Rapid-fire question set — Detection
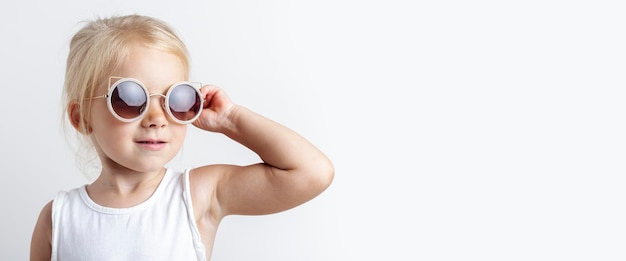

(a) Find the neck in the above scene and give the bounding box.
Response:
[86,167,167,208]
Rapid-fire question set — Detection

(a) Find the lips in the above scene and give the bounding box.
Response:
[136,140,166,144]
[136,139,167,150]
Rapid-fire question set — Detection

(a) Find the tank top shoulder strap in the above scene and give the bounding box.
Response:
[181,168,207,260]
[50,190,69,261]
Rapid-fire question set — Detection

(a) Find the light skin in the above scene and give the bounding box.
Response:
[30,44,334,261]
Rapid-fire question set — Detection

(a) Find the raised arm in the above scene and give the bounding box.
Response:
[190,85,334,220]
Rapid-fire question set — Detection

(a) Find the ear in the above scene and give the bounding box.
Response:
[68,101,91,134]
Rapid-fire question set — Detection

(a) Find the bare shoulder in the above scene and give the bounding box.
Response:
[188,164,233,202]
[30,200,53,261]
[188,165,234,223]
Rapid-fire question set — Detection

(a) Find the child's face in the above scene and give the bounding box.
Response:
[89,45,188,172]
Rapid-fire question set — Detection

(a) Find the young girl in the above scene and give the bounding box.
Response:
[30,14,334,261]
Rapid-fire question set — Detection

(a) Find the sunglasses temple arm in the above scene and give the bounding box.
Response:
[85,94,108,100]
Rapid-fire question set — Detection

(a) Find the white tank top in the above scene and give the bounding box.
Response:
[50,168,207,261]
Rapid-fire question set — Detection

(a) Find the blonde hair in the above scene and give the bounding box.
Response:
[62,14,190,176]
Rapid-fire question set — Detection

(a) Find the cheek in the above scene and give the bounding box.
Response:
[169,125,188,145]
[89,107,130,147]
[90,127,124,161]
[89,102,117,128]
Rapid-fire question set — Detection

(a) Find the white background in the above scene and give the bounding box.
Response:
[1,0,625,260]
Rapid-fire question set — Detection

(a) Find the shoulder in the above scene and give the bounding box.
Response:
[36,200,53,225]
[30,200,53,260]
[187,165,233,224]
[35,200,53,233]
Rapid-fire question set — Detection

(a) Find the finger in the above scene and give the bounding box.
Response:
[199,84,220,96]
[199,85,220,108]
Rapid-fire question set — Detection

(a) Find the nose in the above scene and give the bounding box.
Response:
[141,94,168,128]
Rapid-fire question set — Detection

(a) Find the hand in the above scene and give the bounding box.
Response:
[192,84,235,132]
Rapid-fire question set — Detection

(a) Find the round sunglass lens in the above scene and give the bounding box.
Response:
[168,84,201,122]
[111,81,147,120]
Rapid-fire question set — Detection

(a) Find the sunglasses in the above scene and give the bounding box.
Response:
[88,77,204,124]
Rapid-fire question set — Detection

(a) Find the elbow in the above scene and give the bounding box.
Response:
[324,159,335,188]
[313,156,335,193]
